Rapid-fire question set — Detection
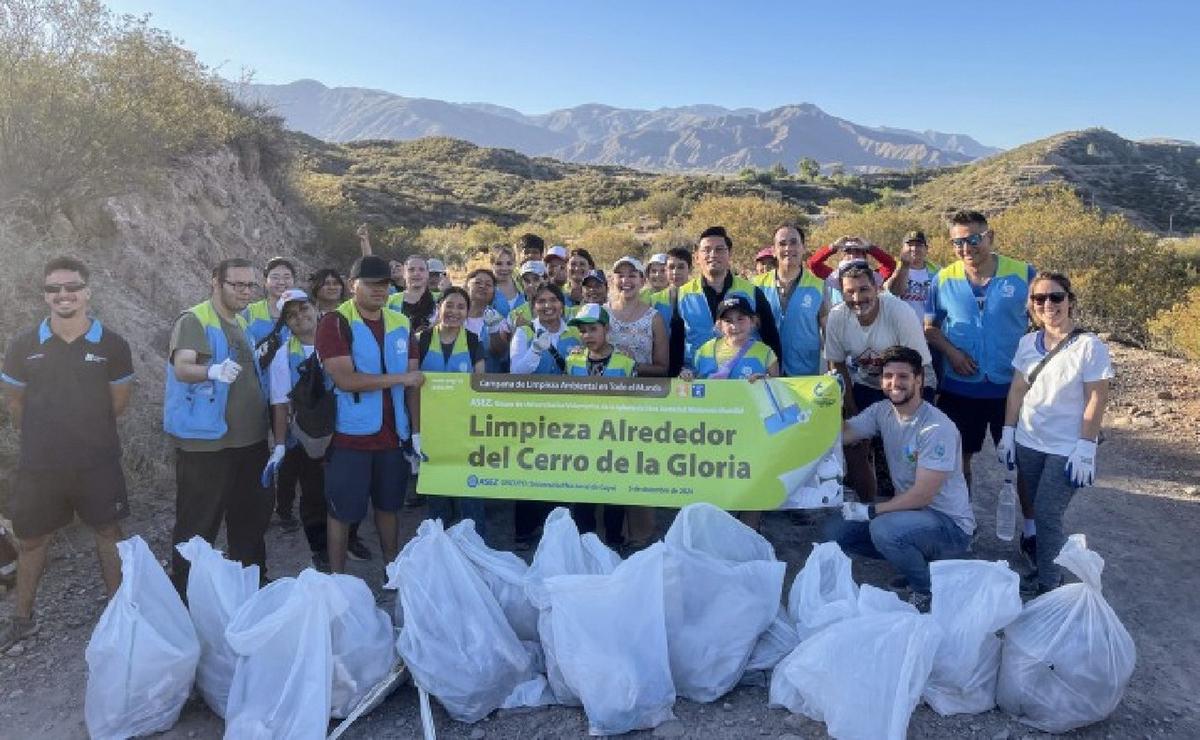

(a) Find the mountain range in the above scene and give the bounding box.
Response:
[234,79,1001,174]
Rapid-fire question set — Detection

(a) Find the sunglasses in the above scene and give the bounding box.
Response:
[44,282,87,294]
[1030,292,1067,305]
[950,233,987,249]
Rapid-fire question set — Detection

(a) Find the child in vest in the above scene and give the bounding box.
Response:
[565,303,636,376]
[681,296,779,381]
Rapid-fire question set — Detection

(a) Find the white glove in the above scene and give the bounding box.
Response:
[842,502,871,522]
[260,444,285,487]
[997,425,1017,470]
[482,307,505,330]
[1065,439,1097,488]
[207,358,242,383]
[412,433,428,462]
[531,332,554,353]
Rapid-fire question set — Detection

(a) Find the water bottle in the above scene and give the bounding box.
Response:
[995,476,1017,541]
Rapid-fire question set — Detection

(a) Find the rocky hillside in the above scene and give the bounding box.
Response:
[0,140,317,484]
[912,129,1200,233]
[236,79,1000,173]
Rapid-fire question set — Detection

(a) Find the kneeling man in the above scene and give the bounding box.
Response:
[823,345,975,611]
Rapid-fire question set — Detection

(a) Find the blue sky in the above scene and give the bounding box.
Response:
[106,0,1199,149]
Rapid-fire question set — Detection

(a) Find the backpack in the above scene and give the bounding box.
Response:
[288,353,335,459]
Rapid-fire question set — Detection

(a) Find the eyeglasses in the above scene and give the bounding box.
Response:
[1030,292,1067,305]
[222,280,257,292]
[698,245,730,255]
[950,233,987,249]
[43,282,87,294]
[776,238,800,246]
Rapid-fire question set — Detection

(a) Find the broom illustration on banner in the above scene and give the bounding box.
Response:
[755,378,803,435]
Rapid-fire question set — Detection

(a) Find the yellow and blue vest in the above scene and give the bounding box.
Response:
[755,269,824,376]
[676,275,759,367]
[164,301,265,440]
[516,324,582,375]
[333,300,412,440]
[931,255,1032,389]
[419,327,475,373]
[564,348,636,376]
[693,339,775,379]
[240,300,282,347]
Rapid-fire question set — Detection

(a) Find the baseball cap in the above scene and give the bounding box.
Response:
[903,230,927,245]
[755,247,775,262]
[648,252,668,265]
[717,296,754,320]
[612,256,645,274]
[545,245,569,263]
[426,258,447,273]
[568,303,610,326]
[349,255,391,281]
[276,288,311,313]
[519,260,547,277]
[582,269,607,286]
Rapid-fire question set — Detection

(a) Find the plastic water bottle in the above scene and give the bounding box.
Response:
[995,477,1017,541]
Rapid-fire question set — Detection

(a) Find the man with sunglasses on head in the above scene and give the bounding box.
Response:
[925,211,1038,557]
[1,257,134,650]
[165,258,272,593]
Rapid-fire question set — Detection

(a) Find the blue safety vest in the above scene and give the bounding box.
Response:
[932,255,1032,388]
[676,275,759,367]
[693,339,775,379]
[332,300,411,440]
[419,326,475,373]
[755,269,824,376]
[163,301,265,440]
[516,323,582,375]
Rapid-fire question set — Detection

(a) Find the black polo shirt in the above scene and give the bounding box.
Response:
[2,319,133,470]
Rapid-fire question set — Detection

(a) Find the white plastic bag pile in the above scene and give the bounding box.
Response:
[997,534,1136,733]
[177,536,260,718]
[85,536,200,740]
[924,559,1021,715]
[388,518,535,723]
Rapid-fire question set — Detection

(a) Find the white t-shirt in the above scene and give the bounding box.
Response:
[824,292,934,389]
[1012,331,1113,456]
[847,401,976,535]
[268,341,315,405]
[897,265,936,320]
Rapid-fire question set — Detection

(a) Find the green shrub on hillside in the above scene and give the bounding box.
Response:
[684,196,808,259]
[1148,286,1200,360]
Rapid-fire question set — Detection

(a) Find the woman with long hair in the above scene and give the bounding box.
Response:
[997,271,1113,595]
[388,255,438,334]
[489,244,524,318]
[462,267,512,373]
[309,268,347,316]
[566,248,595,307]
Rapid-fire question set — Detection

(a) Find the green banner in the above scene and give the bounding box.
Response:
[417,373,843,510]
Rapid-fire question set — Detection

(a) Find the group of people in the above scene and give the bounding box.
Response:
[0,209,1113,650]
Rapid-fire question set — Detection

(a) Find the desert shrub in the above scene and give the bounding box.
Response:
[1148,286,1200,360]
[810,209,945,256]
[683,196,807,268]
[573,225,646,267]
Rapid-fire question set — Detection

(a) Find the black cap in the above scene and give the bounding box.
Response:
[717,295,754,320]
[903,230,927,245]
[349,255,391,280]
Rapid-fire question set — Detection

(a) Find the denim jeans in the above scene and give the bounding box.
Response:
[427,496,488,540]
[1015,443,1077,590]
[823,508,972,593]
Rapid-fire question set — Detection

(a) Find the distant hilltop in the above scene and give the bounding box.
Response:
[233,78,1002,174]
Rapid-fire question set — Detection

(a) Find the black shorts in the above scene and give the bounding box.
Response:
[936,391,1006,455]
[10,460,129,539]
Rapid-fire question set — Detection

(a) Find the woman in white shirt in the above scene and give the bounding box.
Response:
[997,272,1113,594]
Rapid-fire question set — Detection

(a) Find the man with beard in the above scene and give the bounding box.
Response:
[822,345,975,611]
[1,257,134,649]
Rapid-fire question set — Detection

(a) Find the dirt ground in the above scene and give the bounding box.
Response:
[2,342,1198,739]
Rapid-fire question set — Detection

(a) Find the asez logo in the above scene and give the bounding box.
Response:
[691,384,706,398]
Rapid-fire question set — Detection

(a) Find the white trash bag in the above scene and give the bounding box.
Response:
[176,536,260,718]
[525,507,621,705]
[997,534,1136,733]
[448,519,540,641]
[543,544,676,735]
[745,605,800,673]
[924,560,1021,716]
[389,519,532,723]
[662,503,784,701]
[85,536,200,740]
[770,610,943,740]
[787,541,859,640]
[329,574,396,719]
[224,569,348,739]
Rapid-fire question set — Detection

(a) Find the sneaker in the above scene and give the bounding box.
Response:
[277,511,299,534]
[906,590,932,613]
[347,537,372,562]
[0,616,39,651]
[1019,534,1038,573]
[311,550,331,573]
